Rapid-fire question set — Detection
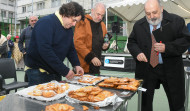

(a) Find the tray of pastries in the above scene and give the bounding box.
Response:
[66,74,108,86]
[16,81,81,101]
[98,77,140,91]
[65,86,118,107]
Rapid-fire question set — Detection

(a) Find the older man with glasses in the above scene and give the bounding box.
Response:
[18,15,38,82]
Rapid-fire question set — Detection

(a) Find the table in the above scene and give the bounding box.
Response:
[183,58,190,111]
[0,93,125,111]
[0,84,141,111]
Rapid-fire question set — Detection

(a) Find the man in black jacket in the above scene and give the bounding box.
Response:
[18,15,38,81]
[127,0,190,111]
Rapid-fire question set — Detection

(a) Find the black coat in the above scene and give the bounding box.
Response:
[127,10,190,104]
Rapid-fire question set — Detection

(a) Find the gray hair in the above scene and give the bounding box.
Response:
[157,0,162,7]
[29,15,38,20]
[145,0,162,8]
[93,2,106,10]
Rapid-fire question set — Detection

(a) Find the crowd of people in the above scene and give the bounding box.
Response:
[1,0,190,110]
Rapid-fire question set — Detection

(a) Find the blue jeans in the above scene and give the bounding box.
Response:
[26,69,61,86]
[7,51,12,58]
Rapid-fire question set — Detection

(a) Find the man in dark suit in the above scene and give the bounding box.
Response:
[127,0,190,111]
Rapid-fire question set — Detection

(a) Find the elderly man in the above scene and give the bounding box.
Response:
[127,0,190,111]
[19,15,38,55]
[6,34,14,58]
[25,2,84,86]
[18,15,38,81]
[74,3,109,75]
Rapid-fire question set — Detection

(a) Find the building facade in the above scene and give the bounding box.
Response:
[0,0,16,36]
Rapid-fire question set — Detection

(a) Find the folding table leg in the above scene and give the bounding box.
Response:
[185,73,190,111]
[138,90,142,111]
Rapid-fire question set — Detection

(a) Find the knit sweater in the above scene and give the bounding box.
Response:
[26,14,80,76]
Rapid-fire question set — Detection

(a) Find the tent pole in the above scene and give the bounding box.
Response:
[106,8,108,29]
[14,0,17,36]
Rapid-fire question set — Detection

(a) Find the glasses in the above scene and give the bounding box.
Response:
[30,20,37,22]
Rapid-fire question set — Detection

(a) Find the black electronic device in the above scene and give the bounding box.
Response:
[112,22,120,33]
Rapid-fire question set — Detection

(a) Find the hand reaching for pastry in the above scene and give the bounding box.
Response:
[66,70,75,80]
[75,66,84,76]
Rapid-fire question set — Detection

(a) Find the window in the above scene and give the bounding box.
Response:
[37,2,45,10]
[27,5,32,12]
[1,0,7,5]
[66,0,72,3]
[8,11,14,18]
[8,0,14,6]
[22,6,26,13]
[96,0,103,2]
[1,10,6,18]
[52,0,60,7]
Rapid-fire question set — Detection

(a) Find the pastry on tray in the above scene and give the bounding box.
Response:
[27,83,69,98]
[98,77,140,91]
[77,75,102,84]
[83,105,89,111]
[68,86,114,102]
[45,103,74,111]
[98,82,115,88]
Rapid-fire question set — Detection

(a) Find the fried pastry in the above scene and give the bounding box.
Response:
[45,103,74,111]
[43,83,56,90]
[28,82,70,98]
[117,85,138,91]
[34,84,45,90]
[33,89,42,96]
[93,106,100,110]
[98,82,114,88]
[104,77,119,83]
[99,77,140,91]
[68,86,114,102]
[89,77,101,84]
[77,75,102,84]
[82,105,89,111]
[42,90,56,98]
[54,83,69,94]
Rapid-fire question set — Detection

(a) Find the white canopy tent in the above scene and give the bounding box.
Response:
[105,0,190,36]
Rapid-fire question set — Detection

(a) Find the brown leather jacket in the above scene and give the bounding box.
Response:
[74,14,107,73]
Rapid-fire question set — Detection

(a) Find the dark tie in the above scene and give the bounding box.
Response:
[150,25,159,68]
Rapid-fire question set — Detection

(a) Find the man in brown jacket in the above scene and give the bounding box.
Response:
[74,3,109,75]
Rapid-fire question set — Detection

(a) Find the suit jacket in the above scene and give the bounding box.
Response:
[127,10,190,102]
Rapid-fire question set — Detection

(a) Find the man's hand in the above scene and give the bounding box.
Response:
[91,57,101,66]
[137,53,148,62]
[154,43,165,53]
[75,66,84,75]
[65,70,75,80]
[102,42,110,50]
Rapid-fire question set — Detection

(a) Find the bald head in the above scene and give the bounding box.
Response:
[93,2,106,11]
[29,15,38,27]
[91,3,106,23]
[145,0,163,25]
[145,0,161,10]
[6,34,12,40]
